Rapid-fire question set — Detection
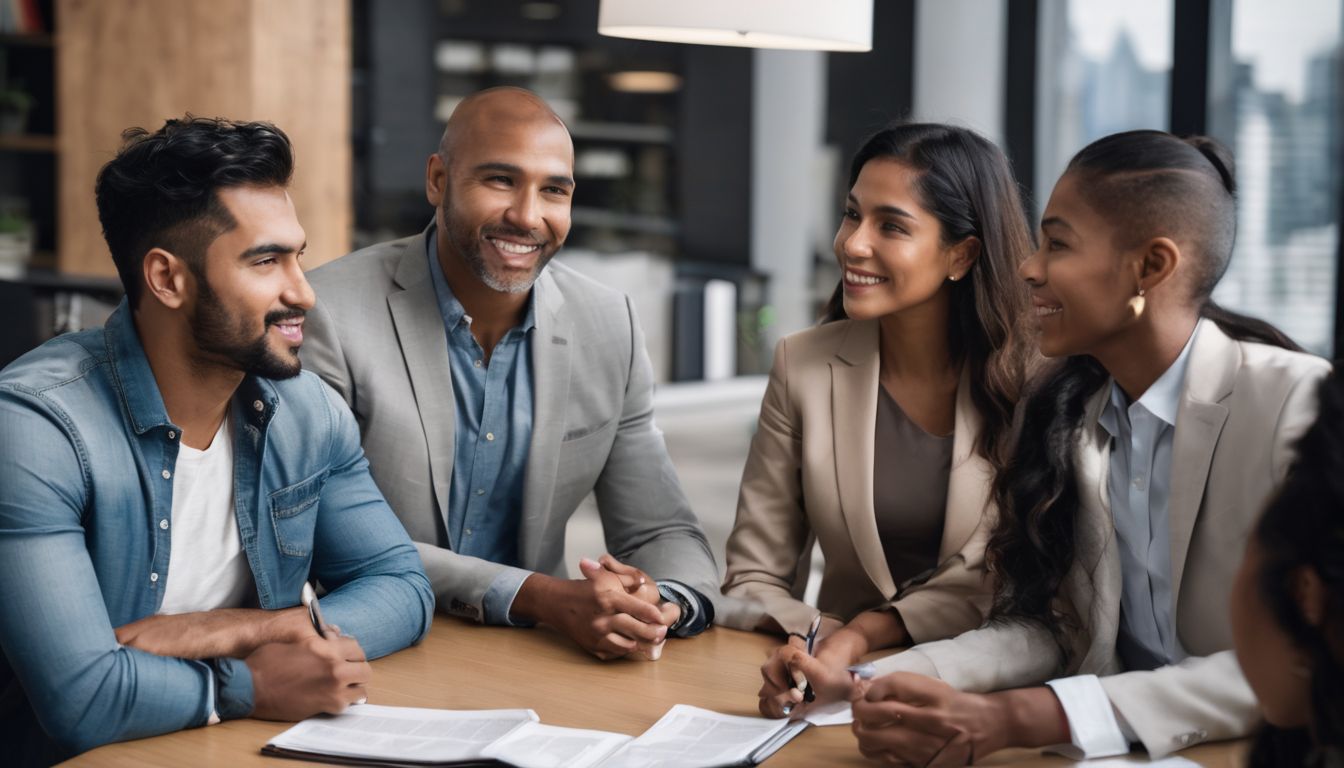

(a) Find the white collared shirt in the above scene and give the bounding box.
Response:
[1047,324,1200,758]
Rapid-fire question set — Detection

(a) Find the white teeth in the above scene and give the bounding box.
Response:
[489,238,539,255]
[845,270,888,286]
[1035,306,1062,316]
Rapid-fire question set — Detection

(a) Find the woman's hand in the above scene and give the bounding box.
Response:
[757,636,860,718]
[852,673,1006,766]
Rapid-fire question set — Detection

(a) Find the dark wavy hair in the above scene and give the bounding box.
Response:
[987,130,1303,657]
[1246,369,1344,768]
[94,115,295,307]
[822,122,1034,470]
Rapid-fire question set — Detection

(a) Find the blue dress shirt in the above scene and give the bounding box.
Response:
[1098,326,1199,671]
[425,232,712,635]
[427,233,536,624]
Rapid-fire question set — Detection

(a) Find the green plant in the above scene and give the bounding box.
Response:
[0,209,30,234]
[0,86,33,113]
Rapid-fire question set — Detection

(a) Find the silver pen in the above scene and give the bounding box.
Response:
[301,582,327,639]
[801,613,821,702]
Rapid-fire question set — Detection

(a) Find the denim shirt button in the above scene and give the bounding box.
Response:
[149,572,158,582]
[253,400,264,412]
[161,469,171,480]
[159,519,169,530]
[167,430,176,440]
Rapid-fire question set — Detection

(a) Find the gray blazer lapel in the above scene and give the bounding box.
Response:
[520,270,571,569]
[1168,320,1233,605]
[387,232,458,544]
[829,320,897,598]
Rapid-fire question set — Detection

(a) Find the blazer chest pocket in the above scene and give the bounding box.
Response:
[562,416,616,444]
[270,470,328,558]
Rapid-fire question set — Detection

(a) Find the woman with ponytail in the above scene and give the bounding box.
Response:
[849,130,1330,765]
[1232,368,1344,768]
[716,123,1034,718]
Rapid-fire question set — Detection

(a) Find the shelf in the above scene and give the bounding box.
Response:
[571,207,680,236]
[0,32,54,48]
[568,121,674,145]
[0,133,56,152]
[0,268,123,294]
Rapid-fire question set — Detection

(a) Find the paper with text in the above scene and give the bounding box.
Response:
[265,704,537,763]
[481,721,632,768]
[598,704,802,768]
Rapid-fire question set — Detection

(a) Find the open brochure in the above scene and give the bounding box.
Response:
[262,701,852,767]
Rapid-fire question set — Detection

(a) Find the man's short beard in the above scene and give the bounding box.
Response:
[192,273,304,380]
[443,202,557,294]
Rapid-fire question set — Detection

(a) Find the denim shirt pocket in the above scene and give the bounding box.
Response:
[269,469,329,558]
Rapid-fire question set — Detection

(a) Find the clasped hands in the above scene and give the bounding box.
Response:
[515,553,682,661]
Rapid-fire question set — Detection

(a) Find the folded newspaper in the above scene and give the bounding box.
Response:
[262,700,852,767]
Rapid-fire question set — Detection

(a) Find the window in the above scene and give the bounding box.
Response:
[1208,0,1343,354]
[1034,0,1174,211]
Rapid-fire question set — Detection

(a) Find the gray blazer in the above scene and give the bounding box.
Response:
[870,320,1330,758]
[300,227,718,622]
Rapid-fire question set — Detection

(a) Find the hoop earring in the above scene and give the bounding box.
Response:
[1128,288,1146,319]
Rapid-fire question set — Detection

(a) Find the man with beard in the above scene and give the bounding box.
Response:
[302,88,719,660]
[0,117,433,764]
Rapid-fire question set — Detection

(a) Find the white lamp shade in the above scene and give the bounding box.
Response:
[598,0,872,52]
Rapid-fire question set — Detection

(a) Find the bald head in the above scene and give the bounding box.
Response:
[425,87,575,298]
[438,87,570,164]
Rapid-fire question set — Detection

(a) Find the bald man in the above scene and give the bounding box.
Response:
[301,88,718,660]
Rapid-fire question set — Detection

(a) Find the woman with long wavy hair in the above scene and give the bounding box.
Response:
[848,130,1330,765]
[715,123,1034,718]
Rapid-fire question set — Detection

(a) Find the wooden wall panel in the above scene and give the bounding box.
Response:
[56,0,350,276]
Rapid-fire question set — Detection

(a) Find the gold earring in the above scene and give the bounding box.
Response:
[1128,288,1146,319]
[949,274,959,282]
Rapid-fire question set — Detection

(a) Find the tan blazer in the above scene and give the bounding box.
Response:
[873,319,1330,758]
[718,318,995,641]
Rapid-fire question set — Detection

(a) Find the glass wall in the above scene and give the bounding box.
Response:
[1034,0,1173,211]
[1208,0,1343,354]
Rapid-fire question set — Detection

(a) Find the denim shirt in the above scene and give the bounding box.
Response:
[0,301,433,762]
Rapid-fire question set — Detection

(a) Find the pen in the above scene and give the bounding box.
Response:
[301,582,327,639]
[802,613,821,703]
[301,582,367,707]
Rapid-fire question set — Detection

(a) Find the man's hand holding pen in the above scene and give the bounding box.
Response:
[245,583,371,721]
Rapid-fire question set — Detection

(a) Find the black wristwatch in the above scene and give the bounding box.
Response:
[657,583,693,633]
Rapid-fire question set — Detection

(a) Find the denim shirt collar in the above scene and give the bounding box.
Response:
[103,299,280,435]
[426,224,537,335]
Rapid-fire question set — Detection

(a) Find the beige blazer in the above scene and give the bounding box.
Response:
[873,319,1330,758]
[718,318,995,641]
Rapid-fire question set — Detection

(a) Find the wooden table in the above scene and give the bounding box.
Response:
[66,617,1247,767]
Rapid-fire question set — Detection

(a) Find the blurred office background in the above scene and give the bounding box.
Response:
[1,0,1341,576]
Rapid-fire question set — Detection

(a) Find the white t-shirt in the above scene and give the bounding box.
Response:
[157,414,255,615]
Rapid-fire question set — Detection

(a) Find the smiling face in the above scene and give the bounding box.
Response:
[428,96,574,296]
[833,158,967,322]
[188,184,313,379]
[1018,171,1141,358]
